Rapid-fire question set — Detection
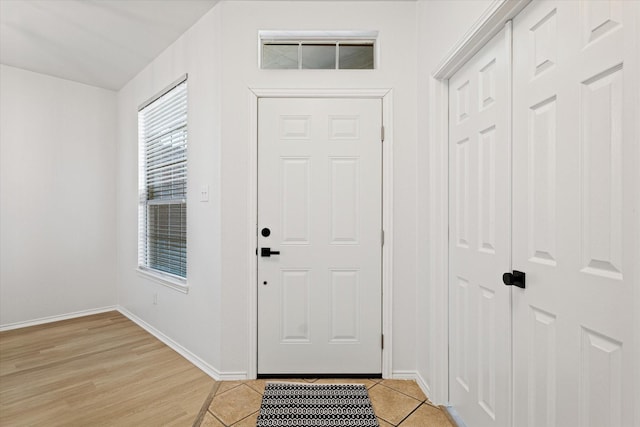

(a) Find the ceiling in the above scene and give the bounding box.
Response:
[0,0,218,91]
[0,0,416,91]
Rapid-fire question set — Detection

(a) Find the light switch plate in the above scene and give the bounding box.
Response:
[200,185,209,202]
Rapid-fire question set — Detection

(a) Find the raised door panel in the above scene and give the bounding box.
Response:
[528,307,557,427]
[478,286,496,421]
[528,96,557,266]
[329,158,360,245]
[281,158,311,245]
[580,65,623,280]
[455,138,471,249]
[579,328,623,427]
[280,270,311,342]
[478,127,496,254]
[329,269,360,342]
[453,276,470,393]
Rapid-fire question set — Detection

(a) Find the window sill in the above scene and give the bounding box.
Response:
[136,268,189,294]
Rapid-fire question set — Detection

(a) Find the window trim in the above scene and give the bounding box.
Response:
[137,267,188,294]
[258,30,378,70]
[137,74,189,290]
[138,73,188,110]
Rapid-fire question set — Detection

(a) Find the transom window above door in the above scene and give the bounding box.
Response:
[259,30,377,70]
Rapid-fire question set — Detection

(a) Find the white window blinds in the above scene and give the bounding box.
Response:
[138,77,187,281]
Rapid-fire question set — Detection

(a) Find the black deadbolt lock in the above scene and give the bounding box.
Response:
[261,227,271,237]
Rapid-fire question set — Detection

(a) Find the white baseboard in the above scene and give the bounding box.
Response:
[0,306,118,332]
[391,370,418,380]
[214,371,248,381]
[392,370,434,405]
[444,405,468,427]
[414,371,433,401]
[116,306,247,381]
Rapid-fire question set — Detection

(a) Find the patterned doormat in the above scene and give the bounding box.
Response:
[256,382,379,426]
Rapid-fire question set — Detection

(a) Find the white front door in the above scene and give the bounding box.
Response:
[448,26,512,427]
[257,97,382,375]
[512,1,639,426]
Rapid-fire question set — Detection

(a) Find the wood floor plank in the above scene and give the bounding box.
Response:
[0,311,214,426]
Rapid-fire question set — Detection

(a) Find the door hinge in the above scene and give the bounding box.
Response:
[381,334,384,349]
[381,125,385,142]
[381,230,385,246]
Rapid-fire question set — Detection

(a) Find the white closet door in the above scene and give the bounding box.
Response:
[512,1,639,426]
[448,26,511,427]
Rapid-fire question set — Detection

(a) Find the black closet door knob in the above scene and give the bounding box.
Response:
[503,270,526,289]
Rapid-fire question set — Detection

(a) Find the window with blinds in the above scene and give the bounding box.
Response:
[138,76,187,282]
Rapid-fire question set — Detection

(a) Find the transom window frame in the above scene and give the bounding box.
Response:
[259,30,379,70]
[137,74,189,293]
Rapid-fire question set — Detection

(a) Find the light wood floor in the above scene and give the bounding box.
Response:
[0,311,214,426]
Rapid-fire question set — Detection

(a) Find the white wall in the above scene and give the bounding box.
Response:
[0,0,493,395]
[0,64,117,327]
[116,0,418,378]
[218,0,418,376]
[116,6,223,375]
[414,0,493,403]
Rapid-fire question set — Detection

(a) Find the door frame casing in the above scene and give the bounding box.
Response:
[247,88,394,379]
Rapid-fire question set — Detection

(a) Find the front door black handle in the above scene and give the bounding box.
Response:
[503,270,525,289]
[261,247,280,257]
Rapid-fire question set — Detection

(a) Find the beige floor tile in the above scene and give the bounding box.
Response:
[378,417,395,427]
[216,380,243,395]
[209,384,263,425]
[243,379,268,395]
[201,378,428,426]
[368,384,421,425]
[398,403,453,427]
[312,378,378,389]
[232,410,259,426]
[200,412,225,427]
[380,379,427,401]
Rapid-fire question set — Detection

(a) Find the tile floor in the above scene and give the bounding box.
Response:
[195,379,455,427]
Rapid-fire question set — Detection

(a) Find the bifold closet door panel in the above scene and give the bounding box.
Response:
[512,1,639,426]
[448,25,511,427]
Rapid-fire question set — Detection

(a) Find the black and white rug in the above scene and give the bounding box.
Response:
[256,382,379,427]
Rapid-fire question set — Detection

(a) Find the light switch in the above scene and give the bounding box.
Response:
[200,185,209,202]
